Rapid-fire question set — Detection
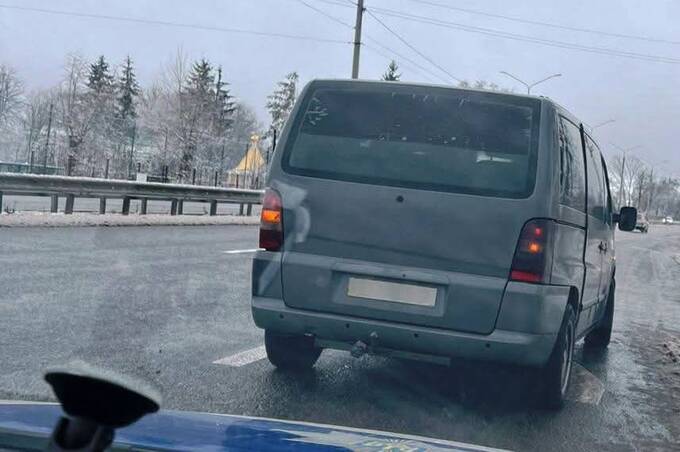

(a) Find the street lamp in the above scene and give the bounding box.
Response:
[499,71,562,94]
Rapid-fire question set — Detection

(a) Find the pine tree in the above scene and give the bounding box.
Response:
[213,66,235,133]
[178,59,216,177]
[116,56,140,121]
[87,55,114,95]
[187,59,214,100]
[381,60,401,81]
[266,72,299,133]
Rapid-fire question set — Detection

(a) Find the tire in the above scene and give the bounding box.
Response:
[541,304,576,409]
[264,330,321,371]
[585,280,615,349]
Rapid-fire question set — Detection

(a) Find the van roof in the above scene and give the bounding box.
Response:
[310,78,550,101]
[309,78,585,123]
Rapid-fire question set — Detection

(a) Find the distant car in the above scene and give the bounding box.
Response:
[252,79,638,409]
[635,213,650,233]
[662,216,674,224]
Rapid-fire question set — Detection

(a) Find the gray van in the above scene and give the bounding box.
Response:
[251,80,637,408]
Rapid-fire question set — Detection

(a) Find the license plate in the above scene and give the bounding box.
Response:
[347,277,437,306]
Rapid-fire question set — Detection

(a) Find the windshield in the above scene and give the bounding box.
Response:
[284,83,540,198]
[2,1,680,451]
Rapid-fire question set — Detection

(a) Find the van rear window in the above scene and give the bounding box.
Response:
[282,82,541,198]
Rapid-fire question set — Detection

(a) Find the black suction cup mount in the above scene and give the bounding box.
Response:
[44,362,161,452]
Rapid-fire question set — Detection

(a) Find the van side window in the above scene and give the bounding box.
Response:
[585,136,606,222]
[557,116,586,212]
[601,156,614,225]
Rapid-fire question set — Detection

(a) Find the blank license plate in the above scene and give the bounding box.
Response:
[347,277,437,306]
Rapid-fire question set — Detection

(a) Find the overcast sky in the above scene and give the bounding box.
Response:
[1,0,679,175]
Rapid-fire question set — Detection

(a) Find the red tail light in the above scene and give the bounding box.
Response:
[509,219,555,284]
[259,188,283,251]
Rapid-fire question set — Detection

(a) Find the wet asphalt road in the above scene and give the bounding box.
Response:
[1,225,679,451]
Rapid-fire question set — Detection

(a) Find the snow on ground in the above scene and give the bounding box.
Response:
[0,211,259,227]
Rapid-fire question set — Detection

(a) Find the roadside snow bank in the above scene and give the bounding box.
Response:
[0,212,259,227]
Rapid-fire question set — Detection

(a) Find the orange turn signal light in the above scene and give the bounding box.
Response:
[262,209,281,224]
[527,242,542,254]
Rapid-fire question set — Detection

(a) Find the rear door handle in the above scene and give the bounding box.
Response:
[598,241,607,252]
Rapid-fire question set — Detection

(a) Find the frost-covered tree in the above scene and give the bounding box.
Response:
[2,49,265,181]
[57,53,92,173]
[213,67,235,133]
[266,72,298,133]
[84,55,117,175]
[381,60,401,81]
[0,64,25,161]
[21,91,54,165]
[87,56,115,95]
[210,66,236,172]
[176,58,216,176]
[116,56,139,122]
[113,56,140,176]
[0,64,24,130]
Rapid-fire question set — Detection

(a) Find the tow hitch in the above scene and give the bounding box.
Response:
[350,332,379,358]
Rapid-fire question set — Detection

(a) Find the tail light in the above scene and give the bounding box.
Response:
[509,219,555,284]
[259,188,283,251]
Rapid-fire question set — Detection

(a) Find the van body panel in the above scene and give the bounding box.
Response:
[252,251,283,299]
[252,295,557,366]
[273,172,540,334]
[550,222,586,290]
[281,250,508,334]
[495,282,572,334]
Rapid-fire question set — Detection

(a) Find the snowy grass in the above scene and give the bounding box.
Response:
[0,211,260,228]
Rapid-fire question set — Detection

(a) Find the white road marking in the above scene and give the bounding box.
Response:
[213,345,267,367]
[566,362,605,405]
[223,248,263,254]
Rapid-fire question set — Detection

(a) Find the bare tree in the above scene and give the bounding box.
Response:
[21,90,55,165]
[0,64,24,129]
[57,54,95,173]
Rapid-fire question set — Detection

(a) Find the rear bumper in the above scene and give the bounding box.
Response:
[252,296,558,367]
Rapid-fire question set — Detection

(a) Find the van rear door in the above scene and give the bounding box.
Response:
[275,82,543,335]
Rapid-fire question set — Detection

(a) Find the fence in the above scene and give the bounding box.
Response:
[0,173,263,216]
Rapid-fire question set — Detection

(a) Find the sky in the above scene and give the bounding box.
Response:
[1,0,679,176]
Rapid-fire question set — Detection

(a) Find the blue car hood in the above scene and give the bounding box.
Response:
[0,401,504,451]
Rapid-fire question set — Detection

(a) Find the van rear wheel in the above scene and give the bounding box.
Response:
[585,280,615,349]
[541,304,576,409]
[264,330,321,371]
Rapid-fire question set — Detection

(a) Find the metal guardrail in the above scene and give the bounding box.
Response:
[0,173,263,216]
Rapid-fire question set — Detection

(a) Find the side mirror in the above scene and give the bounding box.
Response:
[616,206,637,231]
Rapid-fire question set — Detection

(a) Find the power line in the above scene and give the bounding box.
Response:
[402,0,680,46]
[369,6,680,64]
[0,3,351,45]
[294,0,354,29]
[312,0,356,8]
[363,38,445,83]
[365,9,462,82]
[296,0,449,83]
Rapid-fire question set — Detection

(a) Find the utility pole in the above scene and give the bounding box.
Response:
[128,122,137,179]
[43,103,53,172]
[351,0,365,79]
